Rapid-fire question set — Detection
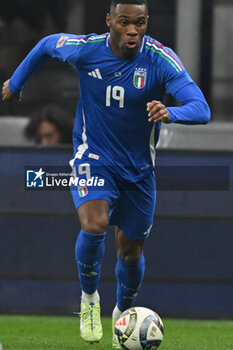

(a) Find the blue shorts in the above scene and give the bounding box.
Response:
[70,156,156,240]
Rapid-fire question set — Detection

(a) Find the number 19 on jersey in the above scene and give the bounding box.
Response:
[106,85,125,108]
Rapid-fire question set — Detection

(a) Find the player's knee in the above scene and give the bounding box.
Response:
[119,249,143,265]
[81,214,108,234]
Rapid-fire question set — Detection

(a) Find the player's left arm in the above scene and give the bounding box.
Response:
[147,47,211,125]
[167,82,211,125]
[147,82,211,125]
[147,100,170,123]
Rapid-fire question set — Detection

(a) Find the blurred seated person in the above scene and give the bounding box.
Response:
[24,104,73,145]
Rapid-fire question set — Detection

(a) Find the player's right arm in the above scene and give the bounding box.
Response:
[2,34,85,100]
[2,79,23,101]
[2,79,14,101]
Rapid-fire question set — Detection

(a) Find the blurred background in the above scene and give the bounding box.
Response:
[0,0,232,318]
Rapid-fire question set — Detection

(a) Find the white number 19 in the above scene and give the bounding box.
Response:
[106,85,125,108]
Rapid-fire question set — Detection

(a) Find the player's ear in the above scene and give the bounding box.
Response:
[106,12,111,28]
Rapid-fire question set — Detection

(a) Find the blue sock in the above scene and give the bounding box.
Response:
[75,230,106,294]
[115,254,145,311]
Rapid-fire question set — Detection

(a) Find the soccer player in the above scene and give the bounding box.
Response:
[2,0,210,347]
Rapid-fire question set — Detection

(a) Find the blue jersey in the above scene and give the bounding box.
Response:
[9,33,210,181]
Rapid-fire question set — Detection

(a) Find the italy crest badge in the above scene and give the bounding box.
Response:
[133,68,147,89]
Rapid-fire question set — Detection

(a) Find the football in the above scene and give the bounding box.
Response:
[114,307,164,350]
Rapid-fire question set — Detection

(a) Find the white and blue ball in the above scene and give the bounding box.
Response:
[114,306,164,350]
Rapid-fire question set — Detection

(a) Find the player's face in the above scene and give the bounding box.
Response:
[106,4,148,59]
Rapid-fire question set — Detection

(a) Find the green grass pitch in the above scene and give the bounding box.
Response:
[0,315,233,350]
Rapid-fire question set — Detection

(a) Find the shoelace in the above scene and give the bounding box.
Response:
[73,303,101,327]
[92,304,101,327]
[83,306,92,324]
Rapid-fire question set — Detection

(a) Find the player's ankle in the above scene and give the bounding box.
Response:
[81,290,100,304]
[112,304,122,320]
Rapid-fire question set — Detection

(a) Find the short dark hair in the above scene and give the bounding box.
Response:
[110,0,148,9]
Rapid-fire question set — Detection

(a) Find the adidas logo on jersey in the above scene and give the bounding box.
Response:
[88,68,102,79]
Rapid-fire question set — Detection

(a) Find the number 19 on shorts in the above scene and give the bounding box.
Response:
[106,85,125,108]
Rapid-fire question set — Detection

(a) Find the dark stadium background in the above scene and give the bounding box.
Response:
[0,0,233,318]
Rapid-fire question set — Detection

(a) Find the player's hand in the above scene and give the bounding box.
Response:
[2,79,22,101]
[147,100,170,123]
